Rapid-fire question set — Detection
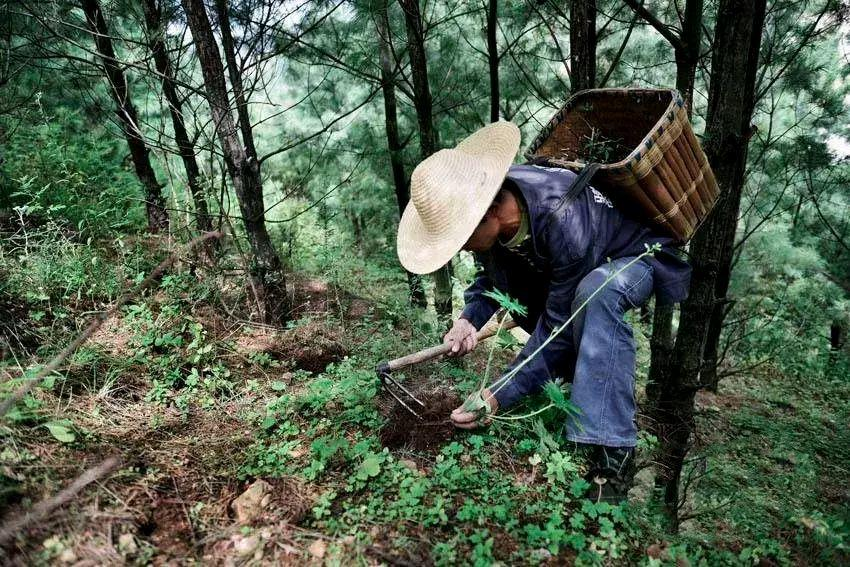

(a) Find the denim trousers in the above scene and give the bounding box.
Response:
[561,256,655,448]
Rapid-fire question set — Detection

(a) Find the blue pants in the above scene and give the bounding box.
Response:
[561,256,655,448]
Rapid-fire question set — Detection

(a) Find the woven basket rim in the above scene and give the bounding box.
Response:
[525,87,683,172]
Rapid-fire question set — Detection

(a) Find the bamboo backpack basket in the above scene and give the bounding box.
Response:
[525,88,719,242]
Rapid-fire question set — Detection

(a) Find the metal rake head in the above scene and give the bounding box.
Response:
[376,361,426,420]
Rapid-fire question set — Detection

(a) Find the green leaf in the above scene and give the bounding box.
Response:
[44,421,75,443]
[356,454,383,480]
[271,381,286,391]
[543,381,580,415]
[570,478,590,498]
[482,289,528,317]
[495,328,520,349]
[40,374,56,390]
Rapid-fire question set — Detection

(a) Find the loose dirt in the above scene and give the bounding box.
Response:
[379,390,461,451]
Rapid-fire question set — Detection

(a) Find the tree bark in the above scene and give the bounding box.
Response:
[654,0,767,530]
[81,0,169,233]
[181,0,288,322]
[569,0,596,93]
[674,0,702,112]
[376,3,427,306]
[643,0,703,490]
[212,0,257,162]
[487,0,500,121]
[141,0,212,234]
[398,0,452,319]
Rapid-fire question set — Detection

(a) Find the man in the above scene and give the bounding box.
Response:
[396,121,691,502]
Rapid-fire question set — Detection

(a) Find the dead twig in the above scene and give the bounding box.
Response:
[0,455,122,547]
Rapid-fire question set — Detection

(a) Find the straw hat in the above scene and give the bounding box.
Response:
[397,121,521,274]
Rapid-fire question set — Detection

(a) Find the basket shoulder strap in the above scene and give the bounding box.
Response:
[542,163,601,235]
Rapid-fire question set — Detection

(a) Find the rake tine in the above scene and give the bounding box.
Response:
[377,362,425,420]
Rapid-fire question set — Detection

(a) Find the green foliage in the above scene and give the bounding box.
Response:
[1,105,147,234]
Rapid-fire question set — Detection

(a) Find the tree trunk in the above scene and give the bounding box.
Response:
[654,0,767,530]
[674,0,702,112]
[141,0,212,234]
[828,320,845,377]
[212,0,257,162]
[81,0,169,233]
[181,0,288,322]
[645,0,703,489]
[376,2,426,306]
[487,0,500,122]
[569,0,596,93]
[398,0,452,319]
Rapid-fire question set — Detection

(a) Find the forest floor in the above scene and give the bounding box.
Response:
[1,262,848,565]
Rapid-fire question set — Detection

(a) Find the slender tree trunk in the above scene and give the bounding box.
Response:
[487,0,500,121]
[81,0,169,233]
[654,0,767,530]
[828,320,845,378]
[645,0,703,488]
[398,0,452,319]
[569,0,596,93]
[212,0,257,162]
[181,0,288,322]
[376,2,426,306]
[674,0,702,111]
[141,0,212,234]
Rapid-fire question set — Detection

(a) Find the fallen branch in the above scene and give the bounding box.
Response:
[0,455,122,547]
[0,231,223,418]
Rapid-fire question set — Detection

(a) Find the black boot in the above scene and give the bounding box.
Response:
[583,445,635,504]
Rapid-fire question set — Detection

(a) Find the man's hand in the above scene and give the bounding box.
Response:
[444,317,478,357]
[450,388,498,429]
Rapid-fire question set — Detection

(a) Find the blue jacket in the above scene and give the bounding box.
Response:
[460,164,692,409]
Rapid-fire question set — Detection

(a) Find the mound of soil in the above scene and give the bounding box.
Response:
[379,390,461,451]
[235,319,348,373]
[289,275,377,322]
[280,321,348,373]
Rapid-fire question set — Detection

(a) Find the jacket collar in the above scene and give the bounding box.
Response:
[502,164,578,258]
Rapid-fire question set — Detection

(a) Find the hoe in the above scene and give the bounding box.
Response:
[377,318,519,419]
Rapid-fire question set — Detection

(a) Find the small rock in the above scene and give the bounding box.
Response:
[118,533,138,555]
[646,543,663,559]
[234,535,260,557]
[289,446,307,458]
[308,539,327,559]
[232,479,272,524]
[399,459,419,473]
[58,548,77,564]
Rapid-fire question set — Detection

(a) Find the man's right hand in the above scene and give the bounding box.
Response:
[444,318,478,357]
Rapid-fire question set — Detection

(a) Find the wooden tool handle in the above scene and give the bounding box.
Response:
[386,318,519,372]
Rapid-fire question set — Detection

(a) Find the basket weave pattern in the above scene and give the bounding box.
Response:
[525,88,719,242]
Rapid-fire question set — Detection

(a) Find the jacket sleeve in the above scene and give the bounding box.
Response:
[460,268,500,330]
[491,260,583,408]
[491,202,587,409]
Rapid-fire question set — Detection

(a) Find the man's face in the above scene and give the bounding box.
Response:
[462,207,500,252]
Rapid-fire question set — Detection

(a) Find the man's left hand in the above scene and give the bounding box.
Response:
[450,387,498,429]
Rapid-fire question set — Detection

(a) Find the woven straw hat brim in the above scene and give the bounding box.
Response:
[397,121,520,274]
[397,166,504,274]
